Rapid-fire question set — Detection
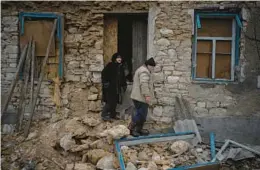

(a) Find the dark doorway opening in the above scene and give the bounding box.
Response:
[104,13,148,82]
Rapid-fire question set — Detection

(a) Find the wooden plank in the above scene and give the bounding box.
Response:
[103,16,118,65]
[197,40,212,53]
[1,44,29,116]
[20,20,55,56]
[196,53,212,78]
[216,40,232,54]
[132,19,147,73]
[197,18,232,37]
[24,19,57,138]
[215,54,231,79]
[28,40,35,131]
[17,37,32,131]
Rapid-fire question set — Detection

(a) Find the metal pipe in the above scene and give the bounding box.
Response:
[210,132,216,160]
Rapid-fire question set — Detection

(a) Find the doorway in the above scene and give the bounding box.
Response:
[103,13,148,82]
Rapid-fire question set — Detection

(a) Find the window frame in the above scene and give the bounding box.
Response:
[192,12,241,83]
[19,12,64,79]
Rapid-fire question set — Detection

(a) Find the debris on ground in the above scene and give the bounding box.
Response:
[1,114,260,170]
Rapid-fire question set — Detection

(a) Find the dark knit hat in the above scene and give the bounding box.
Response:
[145,57,156,67]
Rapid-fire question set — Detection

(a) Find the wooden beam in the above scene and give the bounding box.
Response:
[1,44,28,116]
[24,19,57,137]
[17,37,32,131]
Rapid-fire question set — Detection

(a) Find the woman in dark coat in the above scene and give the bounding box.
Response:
[101,53,127,121]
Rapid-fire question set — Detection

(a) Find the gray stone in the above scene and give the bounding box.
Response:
[92,72,101,83]
[4,45,18,54]
[153,106,163,117]
[163,66,174,71]
[96,155,114,170]
[194,107,208,116]
[206,102,218,108]
[68,27,78,34]
[209,108,227,115]
[167,76,179,83]
[68,61,80,69]
[197,102,206,108]
[152,73,164,83]
[164,71,172,76]
[2,124,15,134]
[163,106,175,117]
[89,65,103,72]
[126,162,137,170]
[160,28,173,37]
[88,94,98,101]
[90,86,99,93]
[172,71,182,76]
[147,161,157,170]
[66,74,80,82]
[168,49,177,60]
[60,134,76,151]
[179,77,190,83]
[65,163,95,170]
[157,38,170,46]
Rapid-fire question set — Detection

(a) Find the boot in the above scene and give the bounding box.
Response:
[137,122,149,136]
[128,121,140,137]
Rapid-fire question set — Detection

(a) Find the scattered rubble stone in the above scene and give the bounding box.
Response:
[99,125,130,139]
[96,154,114,170]
[170,140,190,155]
[126,162,137,170]
[147,161,157,170]
[60,134,76,151]
[85,149,110,164]
[65,163,95,170]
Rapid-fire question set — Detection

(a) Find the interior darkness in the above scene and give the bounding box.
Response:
[117,14,148,82]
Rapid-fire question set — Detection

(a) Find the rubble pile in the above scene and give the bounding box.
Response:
[121,141,211,170]
[1,116,260,170]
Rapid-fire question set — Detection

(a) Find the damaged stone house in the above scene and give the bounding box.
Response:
[1,1,260,134]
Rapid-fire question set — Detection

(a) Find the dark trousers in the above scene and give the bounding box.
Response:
[102,95,117,118]
[132,100,149,124]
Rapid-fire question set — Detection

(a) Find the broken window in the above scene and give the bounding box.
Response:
[192,12,241,82]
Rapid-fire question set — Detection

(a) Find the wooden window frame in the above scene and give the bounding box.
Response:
[192,12,241,83]
[19,12,64,79]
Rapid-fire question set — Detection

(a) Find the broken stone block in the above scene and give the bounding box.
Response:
[88,94,98,101]
[70,143,89,152]
[60,134,76,151]
[96,154,114,170]
[157,38,170,46]
[99,125,130,139]
[147,161,157,170]
[152,151,161,161]
[138,151,149,161]
[167,76,180,84]
[82,116,101,127]
[153,106,163,117]
[85,149,110,164]
[209,108,227,115]
[64,118,86,138]
[170,140,190,155]
[126,162,137,170]
[194,107,208,115]
[160,28,173,37]
[65,163,95,170]
[197,102,206,108]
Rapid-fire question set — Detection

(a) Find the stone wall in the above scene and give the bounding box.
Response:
[1,1,260,122]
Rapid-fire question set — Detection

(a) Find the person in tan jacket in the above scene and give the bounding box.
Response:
[128,57,156,137]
